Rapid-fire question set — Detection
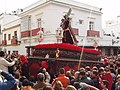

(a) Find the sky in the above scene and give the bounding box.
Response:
[0,0,120,27]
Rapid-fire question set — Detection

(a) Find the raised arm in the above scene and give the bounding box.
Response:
[0,70,16,90]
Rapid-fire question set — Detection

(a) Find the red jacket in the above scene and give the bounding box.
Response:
[101,72,113,90]
[52,74,70,88]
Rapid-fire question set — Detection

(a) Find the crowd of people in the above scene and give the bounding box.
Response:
[0,50,120,90]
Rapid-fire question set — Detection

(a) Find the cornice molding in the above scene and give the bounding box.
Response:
[2,24,20,32]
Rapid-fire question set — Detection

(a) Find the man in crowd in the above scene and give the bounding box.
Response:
[52,68,70,88]
[0,51,17,72]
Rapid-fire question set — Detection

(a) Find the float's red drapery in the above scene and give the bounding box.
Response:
[34,43,101,55]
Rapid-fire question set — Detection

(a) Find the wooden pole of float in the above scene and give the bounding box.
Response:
[78,7,93,70]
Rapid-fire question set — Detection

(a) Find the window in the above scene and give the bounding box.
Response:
[37,18,42,28]
[79,19,84,24]
[89,21,94,30]
[4,34,6,40]
[14,31,17,39]
[8,34,11,40]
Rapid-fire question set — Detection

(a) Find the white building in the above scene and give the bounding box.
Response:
[102,16,120,55]
[0,0,103,55]
[0,13,21,54]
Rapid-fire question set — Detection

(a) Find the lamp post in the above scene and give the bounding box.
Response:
[56,28,63,43]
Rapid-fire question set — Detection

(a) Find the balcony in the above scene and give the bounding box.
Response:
[72,28,79,35]
[32,28,43,36]
[87,30,100,37]
[11,39,17,44]
[2,40,7,45]
[21,31,30,38]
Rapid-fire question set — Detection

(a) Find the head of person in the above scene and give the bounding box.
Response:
[117,75,120,85]
[98,67,104,75]
[54,80,63,90]
[78,70,86,78]
[66,71,72,77]
[74,71,80,79]
[37,73,45,82]
[85,66,91,71]
[66,85,77,90]
[21,79,34,90]
[14,72,20,79]
[59,68,65,74]
[105,66,110,72]
[0,51,5,57]
[92,66,98,71]
[101,80,109,89]
[91,70,98,77]
[73,82,81,89]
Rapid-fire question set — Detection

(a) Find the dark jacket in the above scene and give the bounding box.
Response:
[0,71,16,90]
[91,76,99,88]
[79,76,94,86]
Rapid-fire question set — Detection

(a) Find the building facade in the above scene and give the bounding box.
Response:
[0,13,21,54]
[0,0,104,55]
[102,16,120,56]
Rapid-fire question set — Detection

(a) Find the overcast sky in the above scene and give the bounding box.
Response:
[0,0,120,27]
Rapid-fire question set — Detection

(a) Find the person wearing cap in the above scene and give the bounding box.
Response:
[0,69,16,90]
[33,73,50,90]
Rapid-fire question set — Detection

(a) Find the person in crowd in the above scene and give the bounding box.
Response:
[78,70,94,85]
[0,69,16,90]
[70,71,80,85]
[79,82,99,90]
[0,51,17,72]
[66,70,74,81]
[91,70,99,88]
[52,68,70,88]
[13,72,22,89]
[100,80,109,90]
[41,68,51,83]
[53,80,64,90]
[115,75,120,90]
[20,55,29,79]
[100,66,113,90]
[33,73,50,90]
[9,72,22,90]
[66,85,77,90]
[73,82,82,89]
[29,75,36,84]
[21,79,34,90]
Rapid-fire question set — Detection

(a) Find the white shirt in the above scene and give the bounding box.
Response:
[0,57,15,72]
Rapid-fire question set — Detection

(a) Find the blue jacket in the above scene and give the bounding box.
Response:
[0,71,16,90]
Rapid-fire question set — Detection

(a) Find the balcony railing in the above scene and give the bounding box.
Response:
[2,40,7,45]
[32,28,43,36]
[11,39,17,44]
[21,31,30,38]
[87,30,100,37]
